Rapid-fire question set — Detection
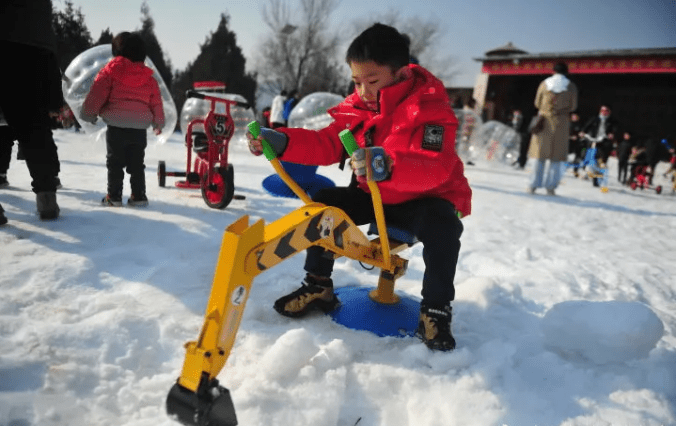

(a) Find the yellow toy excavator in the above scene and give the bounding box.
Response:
[166,122,422,426]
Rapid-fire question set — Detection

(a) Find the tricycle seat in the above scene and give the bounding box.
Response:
[192,132,209,153]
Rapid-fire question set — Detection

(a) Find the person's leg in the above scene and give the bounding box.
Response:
[274,181,374,317]
[0,42,60,195]
[303,182,374,277]
[125,128,148,202]
[0,126,15,187]
[0,202,7,225]
[518,134,529,168]
[618,159,627,183]
[0,42,61,219]
[528,159,545,191]
[544,160,563,193]
[386,197,462,351]
[104,126,126,203]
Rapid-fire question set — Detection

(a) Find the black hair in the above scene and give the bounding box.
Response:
[553,61,568,75]
[346,23,410,70]
[112,31,147,62]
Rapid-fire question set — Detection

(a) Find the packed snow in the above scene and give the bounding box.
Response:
[0,127,674,426]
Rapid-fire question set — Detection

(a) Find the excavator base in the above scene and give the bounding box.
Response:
[329,286,421,337]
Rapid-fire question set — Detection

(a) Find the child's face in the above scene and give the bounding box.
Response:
[350,60,405,110]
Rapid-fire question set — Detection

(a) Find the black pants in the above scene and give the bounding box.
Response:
[105,126,147,197]
[618,157,629,183]
[517,132,529,168]
[304,178,464,306]
[0,126,17,174]
[0,41,61,193]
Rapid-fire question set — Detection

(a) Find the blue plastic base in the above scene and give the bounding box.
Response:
[262,173,336,198]
[262,162,335,199]
[328,286,421,337]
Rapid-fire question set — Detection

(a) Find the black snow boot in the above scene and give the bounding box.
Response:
[273,274,340,318]
[417,302,456,351]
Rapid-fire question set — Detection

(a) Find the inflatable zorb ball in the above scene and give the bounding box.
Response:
[468,120,521,165]
[287,92,344,129]
[179,92,254,146]
[62,44,177,143]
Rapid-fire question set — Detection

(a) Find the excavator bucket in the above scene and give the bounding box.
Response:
[167,380,237,426]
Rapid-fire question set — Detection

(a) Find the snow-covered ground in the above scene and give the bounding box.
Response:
[0,129,674,426]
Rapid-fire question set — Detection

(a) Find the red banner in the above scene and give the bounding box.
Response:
[482,56,675,75]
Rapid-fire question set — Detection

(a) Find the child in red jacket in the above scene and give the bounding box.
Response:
[80,32,164,206]
[247,23,471,351]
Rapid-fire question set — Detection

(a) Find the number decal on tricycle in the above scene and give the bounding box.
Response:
[212,116,227,136]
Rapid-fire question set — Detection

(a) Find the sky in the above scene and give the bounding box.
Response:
[54,0,676,89]
[0,112,675,425]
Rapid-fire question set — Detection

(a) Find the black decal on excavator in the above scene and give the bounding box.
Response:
[256,250,266,271]
[274,230,297,259]
[304,214,323,242]
[333,220,349,249]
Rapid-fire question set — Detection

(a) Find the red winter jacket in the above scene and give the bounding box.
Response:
[278,65,472,217]
[80,56,165,131]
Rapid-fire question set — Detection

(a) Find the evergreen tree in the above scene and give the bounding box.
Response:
[139,2,173,89]
[52,1,93,71]
[94,28,114,46]
[172,13,257,115]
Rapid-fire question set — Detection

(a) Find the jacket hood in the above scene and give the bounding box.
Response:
[106,56,154,87]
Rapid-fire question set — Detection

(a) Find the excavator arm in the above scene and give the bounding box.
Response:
[167,204,406,426]
[166,124,409,426]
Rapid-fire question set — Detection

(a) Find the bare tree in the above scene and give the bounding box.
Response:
[256,0,343,98]
[348,10,460,85]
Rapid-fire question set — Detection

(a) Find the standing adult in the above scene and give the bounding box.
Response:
[269,90,288,129]
[568,112,584,176]
[509,108,528,169]
[527,62,578,195]
[616,131,635,184]
[0,0,63,220]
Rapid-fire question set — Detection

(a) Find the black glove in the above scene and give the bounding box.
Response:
[247,126,288,156]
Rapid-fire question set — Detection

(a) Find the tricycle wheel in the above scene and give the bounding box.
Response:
[201,164,235,209]
[158,161,166,187]
[656,185,662,194]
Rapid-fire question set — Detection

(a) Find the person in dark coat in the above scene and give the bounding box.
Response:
[568,112,584,176]
[0,0,63,220]
[580,104,618,165]
[509,108,529,169]
[617,131,635,184]
[644,138,669,185]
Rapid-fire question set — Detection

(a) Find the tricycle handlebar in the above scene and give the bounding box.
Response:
[186,90,250,109]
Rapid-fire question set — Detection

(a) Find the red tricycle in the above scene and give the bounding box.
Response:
[158,90,250,209]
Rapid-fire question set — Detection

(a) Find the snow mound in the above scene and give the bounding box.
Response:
[542,300,664,364]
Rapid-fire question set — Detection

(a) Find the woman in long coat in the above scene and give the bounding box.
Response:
[528,62,578,195]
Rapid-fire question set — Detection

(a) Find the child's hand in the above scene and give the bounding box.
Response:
[351,147,392,182]
[153,127,162,136]
[246,126,287,157]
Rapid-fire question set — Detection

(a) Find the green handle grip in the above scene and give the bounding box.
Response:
[247,121,277,161]
[339,129,360,155]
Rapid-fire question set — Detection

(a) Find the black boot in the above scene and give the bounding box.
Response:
[417,303,455,351]
[36,191,59,220]
[273,274,340,318]
[0,203,7,225]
